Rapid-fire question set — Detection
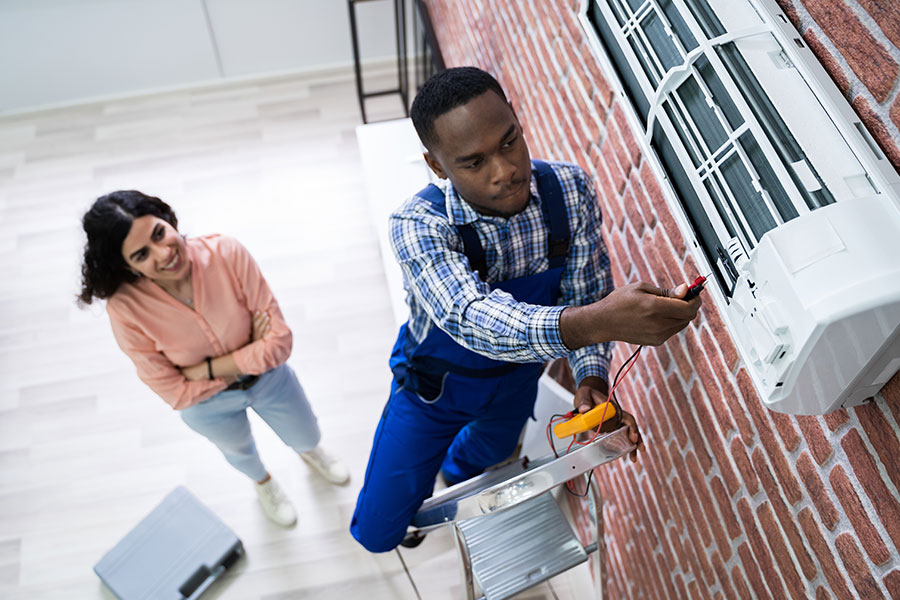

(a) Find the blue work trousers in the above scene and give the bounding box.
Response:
[350,364,542,552]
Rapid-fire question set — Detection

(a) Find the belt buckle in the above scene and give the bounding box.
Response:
[238,375,259,390]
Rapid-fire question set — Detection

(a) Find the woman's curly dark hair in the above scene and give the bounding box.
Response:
[78,190,178,305]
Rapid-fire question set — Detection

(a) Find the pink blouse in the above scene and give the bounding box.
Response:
[107,234,292,410]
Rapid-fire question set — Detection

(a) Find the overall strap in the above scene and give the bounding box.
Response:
[532,160,571,269]
[416,183,488,277]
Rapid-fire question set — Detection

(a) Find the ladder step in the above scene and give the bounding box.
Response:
[457,492,587,600]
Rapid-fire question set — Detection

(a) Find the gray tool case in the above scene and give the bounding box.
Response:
[94,486,244,599]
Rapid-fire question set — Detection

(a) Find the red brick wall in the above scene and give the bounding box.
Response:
[776,0,900,174]
[423,0,900,598]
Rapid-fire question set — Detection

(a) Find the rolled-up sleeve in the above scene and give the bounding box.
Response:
[222,237,293,374]
[391,208,571,363]
[107,304,225,410]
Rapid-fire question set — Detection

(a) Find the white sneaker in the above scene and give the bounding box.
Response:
[254,477,297,527]
[299,446,351,485]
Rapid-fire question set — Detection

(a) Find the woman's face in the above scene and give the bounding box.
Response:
[120,215,190,282]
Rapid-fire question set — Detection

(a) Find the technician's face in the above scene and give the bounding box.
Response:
[121,215,190,282]
[424,90,532,217]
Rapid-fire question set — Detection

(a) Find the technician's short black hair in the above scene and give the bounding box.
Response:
[78,190,178,305]
[410,66,509,149]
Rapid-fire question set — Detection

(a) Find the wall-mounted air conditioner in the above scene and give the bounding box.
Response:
[580,0,900,414]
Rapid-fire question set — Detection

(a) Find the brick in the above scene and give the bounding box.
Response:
[709,475,741,544]
[683,331,728,450]
[835,533,886,599]
[842,428,900,553]
[655,232,687,288]
[613,103,642,165]
[674,450,713,546]
[674,573,688,600]
[854,401,900,496]
[685,381,714,472]
[731,437,760,495]
[601,138,627,194]
[711,551,736,599]
[666,441,687,532]
[731,563,754,600]
[817,587,832,600]
[644,355,673,439]
[893,98,900,138]
[668,337,692,379]
[756,502,808,598]
[700,304,740,370]
[626,228,653,285]
[750,449,817,579]
[696,396,739,492]
[851,96,900,175]
[630,173,657,228]
[795,415,833,464]
[737,498,784,598]
[641,162,686,256]
[727,370,756,445]
[885,570,900,600]
[686,523,715,589]
[610,230,631,280]
[857,0,900,48]
[801,0,898,101]
[882,370,900,425]
[687,452,718,545]
[801,31,852,97]
[737,540,774,600]
[830,464,892,565]
[796,452,840,530]
[769,411,801,452]
[609,120,634,178]
[699,331,737,435]
[743,374,804,504]
[624,188,646,236]
[824,408,850,431]
[798,508,855,600]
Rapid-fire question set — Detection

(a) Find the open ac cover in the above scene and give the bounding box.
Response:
[730,193,900,415]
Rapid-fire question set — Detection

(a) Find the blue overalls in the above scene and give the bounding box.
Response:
[350,161,571,553]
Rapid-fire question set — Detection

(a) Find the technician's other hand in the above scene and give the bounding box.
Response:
[574,377,643,462]
[179,361,208,382]
[251,310,271,341]
[619,409,644,463]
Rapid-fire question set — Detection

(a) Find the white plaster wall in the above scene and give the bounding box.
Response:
[0,0,399,113]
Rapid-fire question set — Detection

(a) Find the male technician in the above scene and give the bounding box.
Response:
[351,67,701,552]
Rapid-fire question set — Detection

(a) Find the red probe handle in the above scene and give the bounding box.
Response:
[683,276,706,301]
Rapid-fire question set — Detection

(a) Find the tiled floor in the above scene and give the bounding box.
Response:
[0,67,588,599]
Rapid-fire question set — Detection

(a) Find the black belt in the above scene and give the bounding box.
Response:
[225,375,260,391]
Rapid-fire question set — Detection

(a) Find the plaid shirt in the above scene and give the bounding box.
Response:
[390,160,614,385]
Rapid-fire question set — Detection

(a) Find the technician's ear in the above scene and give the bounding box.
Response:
[423,151,448,180]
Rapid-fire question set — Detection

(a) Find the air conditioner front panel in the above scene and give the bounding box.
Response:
[734,195,900,414]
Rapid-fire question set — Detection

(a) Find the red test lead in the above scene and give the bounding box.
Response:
[683,275,706,301]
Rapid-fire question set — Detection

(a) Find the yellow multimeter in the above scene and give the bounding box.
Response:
[553,402,619,438]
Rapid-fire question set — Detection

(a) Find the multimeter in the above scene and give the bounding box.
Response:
[553,402,619,438]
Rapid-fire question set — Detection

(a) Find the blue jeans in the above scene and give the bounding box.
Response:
[180,364,321,482]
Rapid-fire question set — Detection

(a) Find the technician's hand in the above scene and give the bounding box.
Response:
[179,361,208,382]
[575,376,643,462]
[561,282,701,349]
[251,310,271,342]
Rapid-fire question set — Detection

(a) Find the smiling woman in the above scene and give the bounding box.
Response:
[77,191,350,527]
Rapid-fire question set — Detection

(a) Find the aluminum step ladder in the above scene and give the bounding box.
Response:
[409,426,635,600]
